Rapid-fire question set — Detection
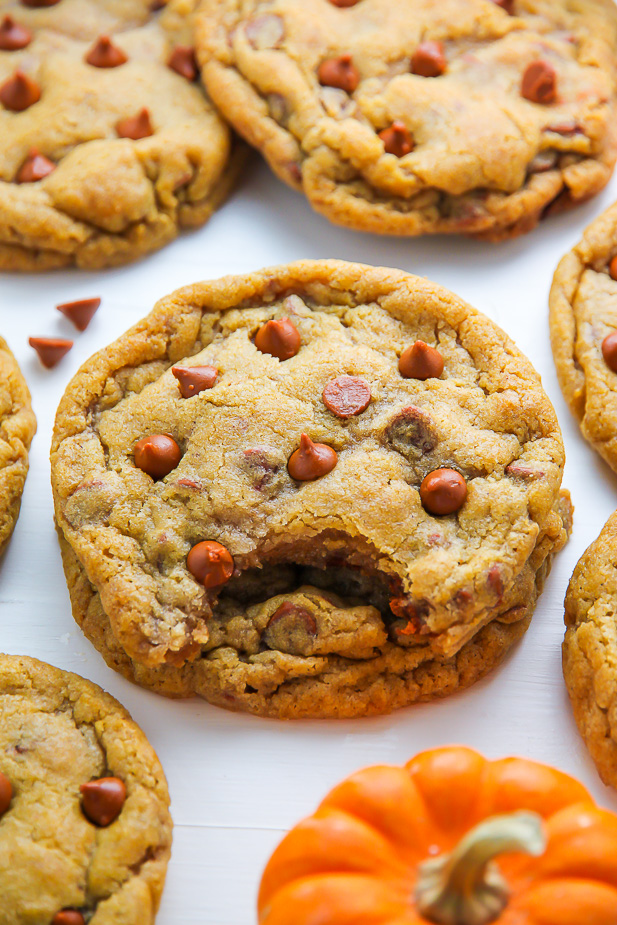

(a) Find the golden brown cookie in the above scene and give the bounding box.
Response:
[196,0,617,241]
[0,653,172,922]
[549,200,617,474]
[0,336,36,556]
[0,0,245,270]
[51,260,571,718]
[563,510,617,789]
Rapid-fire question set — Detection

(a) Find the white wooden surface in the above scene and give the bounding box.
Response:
[2,159,617,923]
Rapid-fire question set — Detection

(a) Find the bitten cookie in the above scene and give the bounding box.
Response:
[0,336,35,556]
[550,200,617,474]
[0,653,172,923]
[0,0,245,270]
[196,0,617,241]
[52,260,571,719]
[563,511,617,790]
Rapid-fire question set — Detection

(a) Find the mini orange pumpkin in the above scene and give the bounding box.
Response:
[258,747,617,925]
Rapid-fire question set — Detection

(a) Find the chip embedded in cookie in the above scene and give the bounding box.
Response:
[0,0,246,270]
[563,510,617,790]
[0,336,36,556]
[52,260,572,719]
[195,0,617,241]
[0,653,172,922]
[550,200,617,474]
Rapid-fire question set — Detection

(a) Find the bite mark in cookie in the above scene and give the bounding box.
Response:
[52,261,571,717]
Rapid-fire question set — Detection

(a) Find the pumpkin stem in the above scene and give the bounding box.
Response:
[415,812,546,925]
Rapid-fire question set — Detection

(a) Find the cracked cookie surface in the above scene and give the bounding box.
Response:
[0,653,172,924]
[0,336,35,557]
[195,0,617,241]
[51,259,571,718]
[563,511,617,790]
[550,200,617,474]
[0,0,244,271]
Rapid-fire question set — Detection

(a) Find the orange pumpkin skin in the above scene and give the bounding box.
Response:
[258,747,617,925]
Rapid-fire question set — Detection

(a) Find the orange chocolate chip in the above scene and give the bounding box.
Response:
[255,317,301,360]
[133,434,181,479]
[602,332,617,373]
[288,434,337,481]
[116,107,153,140]
[21,0,61,5]
[379,121,414,157]
[491,0,514,11]
[328,0,361,5]
[187,540,234,589]
[80,777,126,827]
[16,149,55,183]
[0,15,32,50]
[0,70,40,111]
[29,336,72,369]
[52,912,86,925]
[420,468,467,516]
[318,53,359,93]
[0,771,12,817]
[85,35,127,68]
[411,41,446,78]
[399,341,444,380]
[322,375,371,418]
[56,297,100,331]
[608,255,617,281]
[168,45,198,81]
[172,365,218,398]
[150,0,167,9]
[522,60,557,104]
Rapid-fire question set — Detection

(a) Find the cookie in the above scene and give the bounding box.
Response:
[0,653,172,922]
[0,0,245,271]
[563,510,617,789]
[550,200,617,474]
[51,260,571,719]
[195,0,617,241]
[0,336,36,556]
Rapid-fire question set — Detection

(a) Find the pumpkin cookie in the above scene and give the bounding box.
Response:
[195,0,617,241]
[51,260,571,718]
[563,510,617,789]
[0,336,36,556]
[0,653,172,923]
[0,0,244,271]
[550,200,617,474]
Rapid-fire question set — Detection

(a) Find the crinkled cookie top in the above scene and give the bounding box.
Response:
[51,260,566,670]
[196,0,617,239]
[0,0,238,270]
[0,653,172,925]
